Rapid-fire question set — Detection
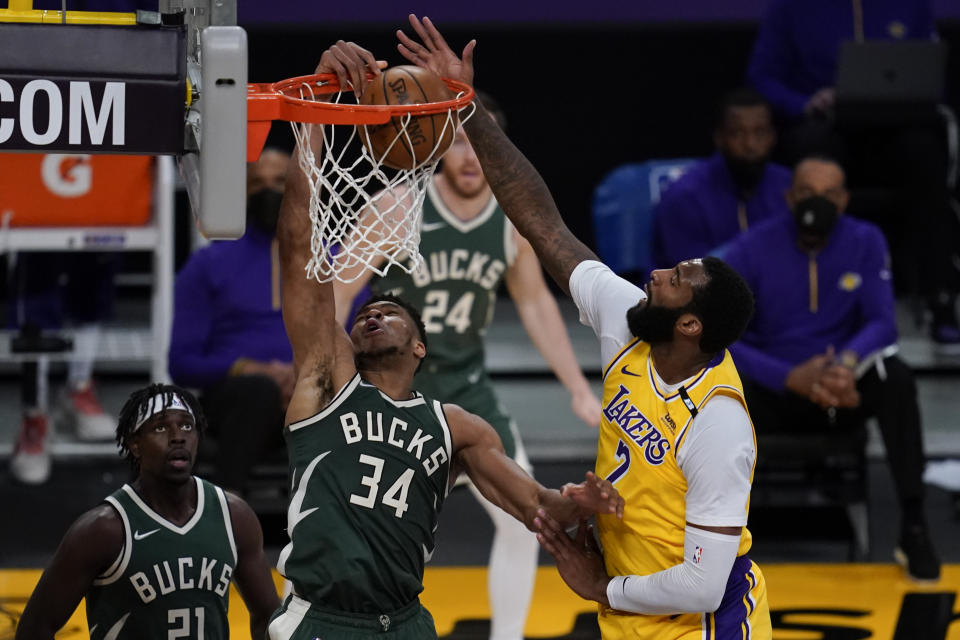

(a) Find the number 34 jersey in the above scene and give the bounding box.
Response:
[278,374,453,614]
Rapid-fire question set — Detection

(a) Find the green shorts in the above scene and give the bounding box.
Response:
[268,595,438,640]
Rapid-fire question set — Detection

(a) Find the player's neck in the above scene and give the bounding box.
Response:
[132,475,198,526]
[433,174,493,221]
[649,344,714,385]
[359,367,417,401]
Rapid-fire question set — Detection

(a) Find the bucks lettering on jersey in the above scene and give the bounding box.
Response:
[278,374,452,614]
[373,180,517,382]
[85,478,237,640]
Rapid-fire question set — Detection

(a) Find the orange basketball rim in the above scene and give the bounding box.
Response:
[246,71,474,162]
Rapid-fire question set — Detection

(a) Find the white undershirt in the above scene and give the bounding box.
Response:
[568,259,754,528]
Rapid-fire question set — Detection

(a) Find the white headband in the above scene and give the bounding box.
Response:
[133,392,195,432]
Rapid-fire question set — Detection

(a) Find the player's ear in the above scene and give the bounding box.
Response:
[676,313,702,339]
[412,338,426,360]
[127,434,141,460]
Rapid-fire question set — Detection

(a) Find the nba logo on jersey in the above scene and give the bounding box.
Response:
[693,546,703,565]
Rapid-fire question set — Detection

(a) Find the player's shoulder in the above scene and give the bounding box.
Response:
[63,502,125,551]
[441,403,499,449]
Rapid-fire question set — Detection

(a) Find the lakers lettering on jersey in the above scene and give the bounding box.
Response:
[85,478,236,640]
[595,340,762,639]
[279,374,452,614]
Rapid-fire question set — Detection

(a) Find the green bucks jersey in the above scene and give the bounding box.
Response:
[373,180,516,390]
[278,374,452,614]
[85,477,236,639]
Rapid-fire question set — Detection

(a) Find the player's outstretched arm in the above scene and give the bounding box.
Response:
[397,15,598,295]
[279,42,381,423]
[226,493,281,639]
[15,506,123,640]
[445,404,622,528]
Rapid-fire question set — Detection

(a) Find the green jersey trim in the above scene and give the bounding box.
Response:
[288,375,362,432]
[120,477,205,535]
[93,496,131,586]
[214,485,238,565]
[426,180,498,234]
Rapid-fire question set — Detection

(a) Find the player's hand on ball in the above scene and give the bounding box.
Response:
[396,14,476,86]
[534,514,612,605]
[562,471,624,519]
[316,41,386,99]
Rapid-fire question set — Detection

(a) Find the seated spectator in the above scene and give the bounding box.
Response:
[9,252,119,485]
[723,156,940,582]
[168,148,292,495]
[747,0,959,347]
[653,89,791,269]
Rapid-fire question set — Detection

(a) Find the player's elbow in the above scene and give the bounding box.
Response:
[693,583,726,613]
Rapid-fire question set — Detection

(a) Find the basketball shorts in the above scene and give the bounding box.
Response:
[268,594,439,640]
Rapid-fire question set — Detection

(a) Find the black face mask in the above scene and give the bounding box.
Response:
[626,299,689,345]
[723,155,768,193]
[246,188,284,234]
[792,195,839,241]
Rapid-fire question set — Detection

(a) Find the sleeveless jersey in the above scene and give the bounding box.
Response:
[372,180,516,403]
[278,374,453,614]
[595,340,762,639]
[85,478,236,640]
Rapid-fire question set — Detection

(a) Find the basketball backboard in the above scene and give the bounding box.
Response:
[0,0,248,239]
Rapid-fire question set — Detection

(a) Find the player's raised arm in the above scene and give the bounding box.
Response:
[278,42,382,422]
[397,15,598,295]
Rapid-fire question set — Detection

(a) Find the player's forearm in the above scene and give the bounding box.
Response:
[463,102,596,294]
[515,292,592,397]
[605,526,739,614]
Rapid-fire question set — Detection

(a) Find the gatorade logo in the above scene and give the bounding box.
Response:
[41,154,92,197]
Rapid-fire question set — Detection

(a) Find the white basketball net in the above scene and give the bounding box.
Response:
[289,83,475,283]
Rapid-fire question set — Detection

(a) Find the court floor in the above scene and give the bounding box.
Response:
[2,565,959,638]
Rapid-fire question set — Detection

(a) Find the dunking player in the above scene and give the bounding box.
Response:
[396,17,772,639]
[15,383,280,640]
[267,42,622,639]
[334,93,601,640]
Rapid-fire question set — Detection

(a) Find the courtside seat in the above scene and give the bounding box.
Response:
[752,426,870,559]
[591,159,696,278]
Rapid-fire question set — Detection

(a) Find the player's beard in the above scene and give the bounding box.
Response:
[626,302,687,345]
[355,345,402,370]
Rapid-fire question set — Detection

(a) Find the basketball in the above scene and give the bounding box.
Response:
[358,65,457,170]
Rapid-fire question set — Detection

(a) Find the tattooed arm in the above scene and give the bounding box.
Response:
[397,15,598,295]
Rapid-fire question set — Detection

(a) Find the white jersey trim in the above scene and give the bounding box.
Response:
[427,178,499,234]
[432,399,454,499]
[121,476,205,535]
[215,485,238,565]
[288,374,362,432]
[268,594,310,639]
[94,496,132,586]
